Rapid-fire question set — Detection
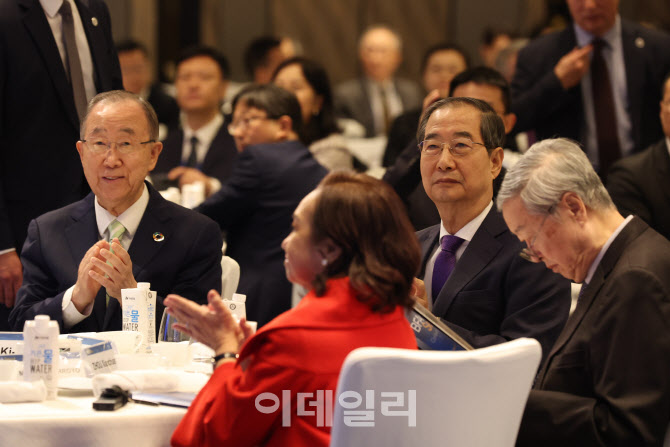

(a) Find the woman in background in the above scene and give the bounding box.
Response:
[168,171,420,447]
[273,57,354,171]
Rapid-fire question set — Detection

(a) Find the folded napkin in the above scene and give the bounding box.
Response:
[92,370,209,398]
[0,380,47,403]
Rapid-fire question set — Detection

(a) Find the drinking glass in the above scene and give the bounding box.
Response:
[158,309,190,342]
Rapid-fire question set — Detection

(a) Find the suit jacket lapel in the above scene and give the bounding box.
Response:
[432,209,505,317]
[536,217,648,386]
[128,185,170,280]
[19,0,79,130]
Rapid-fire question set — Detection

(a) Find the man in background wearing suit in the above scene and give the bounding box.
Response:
[607,72,670,241]
[0,0,123,329]
[197,84,328,328]
[334,25,422,137]
[411,97,570,366]
[153,46,238,198]
[10,91,222,333]
[511,0,670,178]
[116,39,180,135]
[499,138,670,446]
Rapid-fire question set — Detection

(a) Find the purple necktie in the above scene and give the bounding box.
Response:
[431,235,464,303]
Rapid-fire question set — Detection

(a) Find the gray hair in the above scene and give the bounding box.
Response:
[80,90,159,141]
[416,97,505,151]
[495,138,614,215]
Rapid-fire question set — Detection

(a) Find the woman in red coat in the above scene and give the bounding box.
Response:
[166,171,421,447]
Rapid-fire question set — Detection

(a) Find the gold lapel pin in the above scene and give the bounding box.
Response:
[153,232,165,242]
[635,37,645,48]
[91,17,98,26]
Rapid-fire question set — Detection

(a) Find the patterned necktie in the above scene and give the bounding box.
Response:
[105,220,126,305]
[431,235,465,303]
[185,136,199,167]
[60,1,88,123]
[591,38,621,179]
[378,84,391,135]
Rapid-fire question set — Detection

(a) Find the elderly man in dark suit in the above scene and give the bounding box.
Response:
[197,84,328,327]
[498,137,670,446]
[411,97,570,366]
[607,72,670,241]
[334,25,421,138]
[0,0,123,329]
[511,0,670,178]
[10,91,222,333]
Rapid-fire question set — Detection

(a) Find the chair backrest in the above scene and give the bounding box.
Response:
[329,338,541,447]
[220,255,240,300]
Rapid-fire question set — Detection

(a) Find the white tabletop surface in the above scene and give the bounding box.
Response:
[0,390,186,446]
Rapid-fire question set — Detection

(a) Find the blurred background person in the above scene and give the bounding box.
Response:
[168,171,421,447]
[272,57,354,171]
[116,39,180,136]
[335,25,422,138]
[383,43,469,167]
[607,71,670,241]
[196,84,327,327]
[243,36,287,84]
[479,27,512,68]
[153,46,237,199]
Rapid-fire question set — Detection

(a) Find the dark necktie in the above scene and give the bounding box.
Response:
[60,1,87,122]
[591,39,621,178]
[431,235,464,303]
[577,282,589,304]
[185,136,198,167]
[378,84,391,135]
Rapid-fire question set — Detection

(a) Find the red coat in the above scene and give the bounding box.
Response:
[171,277,417,447]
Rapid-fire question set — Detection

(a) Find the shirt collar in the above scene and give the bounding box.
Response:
[574,14,621,48]
[40,0,64,17]
[182,114,224,146]
[439,201,493,242]
[665,137,670,159]
[584,214,633,284]
[95,184,150,239]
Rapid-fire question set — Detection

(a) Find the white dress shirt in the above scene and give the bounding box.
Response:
[424,202,493,308]
[61,185,150,329]
[575,15,634,167]
[181,114,224,166]
[40,0,97,104]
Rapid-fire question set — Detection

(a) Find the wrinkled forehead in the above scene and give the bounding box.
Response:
[84,100,149,137]
[425,104,482,138]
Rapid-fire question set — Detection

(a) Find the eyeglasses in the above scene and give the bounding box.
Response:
[82,139,155,154]
[228,116,271,134]
[418,138,487,157]
[519,206,555,262]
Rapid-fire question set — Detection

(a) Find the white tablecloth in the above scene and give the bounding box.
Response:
[0,391,186,447]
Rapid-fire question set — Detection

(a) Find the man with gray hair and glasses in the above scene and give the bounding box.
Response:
[411,97,570,367]
[10,90,222,333]
[498,137,670,446]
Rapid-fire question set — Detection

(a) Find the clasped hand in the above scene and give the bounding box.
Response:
[72,238,137,311]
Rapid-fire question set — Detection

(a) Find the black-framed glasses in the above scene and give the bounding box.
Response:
[418,138,487,157]
[81,139,155,154]
[227,116,271,134]
[519,205,556,262]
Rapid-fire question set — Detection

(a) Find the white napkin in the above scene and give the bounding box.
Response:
[0,380,47,403]
[92,370,209,397]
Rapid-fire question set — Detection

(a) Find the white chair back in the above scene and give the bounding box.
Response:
[330,338,541,447]
[220,255,240,300]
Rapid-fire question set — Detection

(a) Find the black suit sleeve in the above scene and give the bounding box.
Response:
[607,160,652,222]
[9,219,68,331]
